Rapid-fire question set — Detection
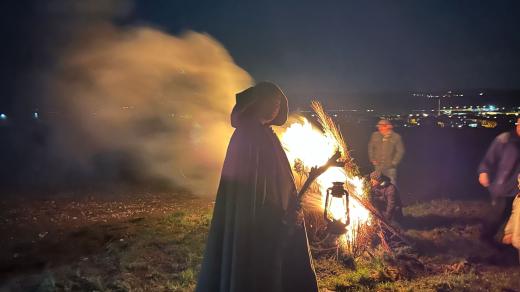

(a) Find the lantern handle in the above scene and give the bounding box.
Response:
[296,150,344,202]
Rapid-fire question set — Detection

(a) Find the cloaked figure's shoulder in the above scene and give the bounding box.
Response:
[230,123,270,144]
[221,124,265,179]
[224,123,273,159]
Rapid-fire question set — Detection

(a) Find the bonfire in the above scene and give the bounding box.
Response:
[280,101,403,259]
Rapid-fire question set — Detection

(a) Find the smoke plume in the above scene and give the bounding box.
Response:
[38,1,253,195]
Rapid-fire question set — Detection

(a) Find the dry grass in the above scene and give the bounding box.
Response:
[2,194,520,291]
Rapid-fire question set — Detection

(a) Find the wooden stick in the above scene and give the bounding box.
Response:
[348,191,411,246]
[296,150,343,202]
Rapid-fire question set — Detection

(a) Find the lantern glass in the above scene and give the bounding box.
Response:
[325,195,348,223]
[324,181,349,224]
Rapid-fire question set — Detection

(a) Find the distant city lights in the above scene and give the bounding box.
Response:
[412,90,464,98]
[1,103,518,131]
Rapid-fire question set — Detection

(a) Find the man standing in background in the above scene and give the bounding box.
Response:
[478,117,520,245]
[368,119,405,185]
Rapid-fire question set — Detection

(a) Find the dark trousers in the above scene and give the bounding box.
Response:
[482,196,515,240]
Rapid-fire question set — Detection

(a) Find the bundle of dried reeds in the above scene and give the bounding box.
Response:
[310,101,359,176]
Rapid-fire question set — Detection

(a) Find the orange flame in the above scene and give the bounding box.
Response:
[280,117,371,242]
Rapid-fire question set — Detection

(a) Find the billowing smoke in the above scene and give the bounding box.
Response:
[37,1,253,195]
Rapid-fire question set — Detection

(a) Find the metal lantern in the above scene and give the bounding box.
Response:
[324,181,350,234]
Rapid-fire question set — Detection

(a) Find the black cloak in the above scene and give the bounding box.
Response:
[196,82,319,292]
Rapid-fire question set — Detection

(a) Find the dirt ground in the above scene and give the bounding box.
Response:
[0,191,519,291]
[0,190,212,291]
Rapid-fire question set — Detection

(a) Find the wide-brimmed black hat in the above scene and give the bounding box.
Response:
[230,81,288,128]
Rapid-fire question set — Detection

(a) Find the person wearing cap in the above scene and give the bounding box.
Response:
[368,119,405,185]
[197,82,318,292]
[478,117,520,245]
[369,171,403,223]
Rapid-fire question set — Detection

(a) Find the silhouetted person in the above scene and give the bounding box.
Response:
[368,119,405,185]
[478,117,520,244]
[196,82,318,292]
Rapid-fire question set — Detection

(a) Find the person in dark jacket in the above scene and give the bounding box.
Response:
[196,82,318,292]
[368,119,405,185]
[478,117,520,243]
[369,171,403,223]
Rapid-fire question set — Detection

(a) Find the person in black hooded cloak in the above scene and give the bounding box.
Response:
[196,82,319,292]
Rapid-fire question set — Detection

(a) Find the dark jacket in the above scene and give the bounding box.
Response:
[368,131,405,169]
[370,176,403,221]
[478,131,520,197]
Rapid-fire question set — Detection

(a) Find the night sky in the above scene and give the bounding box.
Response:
[1,0,520,110]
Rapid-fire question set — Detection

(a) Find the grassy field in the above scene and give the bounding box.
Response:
[1,192,519,291]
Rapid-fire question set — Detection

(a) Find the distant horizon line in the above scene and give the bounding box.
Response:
[289,87,520,96]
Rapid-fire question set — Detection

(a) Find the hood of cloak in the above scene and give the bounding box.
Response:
[231,81,288,128]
